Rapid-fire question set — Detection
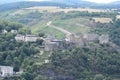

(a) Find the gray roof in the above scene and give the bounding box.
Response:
[0,66,13,72]
[26,35,37,37]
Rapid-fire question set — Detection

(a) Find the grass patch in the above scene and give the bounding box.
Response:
[53,18,90,34]
[30,22,66,39]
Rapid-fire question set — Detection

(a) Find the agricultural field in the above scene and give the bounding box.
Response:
[12,6,112,15]
[11,9,33,15]
[93,17,112,23]
[29,17,91,39]
[52,18,91,34]
[30,21,66,39]
[0,6,115,39]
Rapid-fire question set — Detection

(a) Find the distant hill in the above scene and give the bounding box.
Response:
[110,1,120,5]
[1,0,120,6]
[51,0,93,5]
[0,0,92,5]
[0,1,94,12]
[0,1,120,12]
[0,1,68,12]
[92,1,120,9]
[0,0,25,4]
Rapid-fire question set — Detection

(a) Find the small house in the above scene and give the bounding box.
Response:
[2,29,8,34]
[11,30,17,34]
[45,41,59,51]
[99,34,109,44]
[15,34,39,42]
[25,35,39,42]
[45,34,56,42]
[0,66,13,77]
[15,34,25,41]
[65,34,74,42]
[83,34,99,42]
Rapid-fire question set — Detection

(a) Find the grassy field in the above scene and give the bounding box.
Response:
[52,18,90,34]
[29,18,90,39]
[11,9,33,15]
[1,7,112,39]
[93,17,112,23]
[30,21,66,39]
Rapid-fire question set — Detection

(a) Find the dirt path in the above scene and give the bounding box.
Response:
[47,21,72,35]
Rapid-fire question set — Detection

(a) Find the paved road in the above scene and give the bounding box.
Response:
[47,21,72,35]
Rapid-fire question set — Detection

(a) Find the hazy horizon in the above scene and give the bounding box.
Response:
[0,0,119,4]
[85,0,118,3]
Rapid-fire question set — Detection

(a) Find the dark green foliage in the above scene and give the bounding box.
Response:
[49,46,120,79]
[110,27,120,46]
[36,39,44,45]
[3,75,23,80]
[21,72,35,80]
[0,21,39,72]
[91,19,120,46]
[0,20,23,32]
[61,11,117,19]
[38,33,45,37]
[0,11,120,80]
[17,11,42,24]
[5,11,43,25]
[18,28,31,34]
[25,45,120,80]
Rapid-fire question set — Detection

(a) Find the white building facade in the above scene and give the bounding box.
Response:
[15,34,39,42]
[0,66,13,77]
[15,34,25,41]
[25,35,39,42]
[99,35,109,44]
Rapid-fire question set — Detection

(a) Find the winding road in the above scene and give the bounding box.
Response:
[47,21,72,35]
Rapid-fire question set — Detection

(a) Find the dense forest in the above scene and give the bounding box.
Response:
[110,19,120,46]
[3,45,120,80]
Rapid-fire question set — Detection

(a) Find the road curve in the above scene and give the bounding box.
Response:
[47,21,72,35]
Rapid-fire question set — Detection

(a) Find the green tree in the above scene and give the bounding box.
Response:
[5,54,13,65]
[22,72,34,80]
[13,57,20,72]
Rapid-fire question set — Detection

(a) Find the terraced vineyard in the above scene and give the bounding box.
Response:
[53,18,91,34]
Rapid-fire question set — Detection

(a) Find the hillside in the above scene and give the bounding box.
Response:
[0,6,117,39]
[0,0,95,5]
[52,0,94,5]
[0,1,68,12]
[0,1,120,80]
[0,1,120,12]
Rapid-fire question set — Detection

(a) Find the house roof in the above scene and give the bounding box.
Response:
[0,66,13,73]
[26,35,37,37]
